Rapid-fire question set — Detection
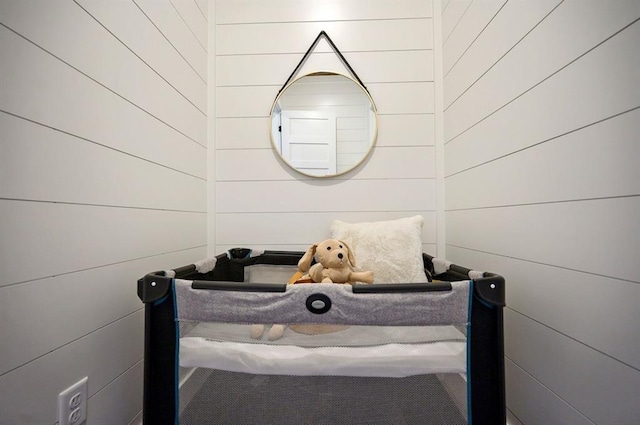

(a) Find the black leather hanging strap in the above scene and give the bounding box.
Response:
[278,30,369,95]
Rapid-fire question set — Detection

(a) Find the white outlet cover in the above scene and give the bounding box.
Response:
[58,377,88,425]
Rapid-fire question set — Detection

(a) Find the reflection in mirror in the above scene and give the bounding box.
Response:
[270,72,377,177]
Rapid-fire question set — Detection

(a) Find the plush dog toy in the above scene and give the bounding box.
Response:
[250,239,374,340]
[298,239,374,284]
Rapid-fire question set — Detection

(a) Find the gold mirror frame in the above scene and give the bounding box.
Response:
[269,71,378,178]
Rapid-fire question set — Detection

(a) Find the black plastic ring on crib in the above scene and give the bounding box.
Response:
[306,293,332,314]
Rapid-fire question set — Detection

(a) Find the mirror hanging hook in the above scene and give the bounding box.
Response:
[278,30,370,96]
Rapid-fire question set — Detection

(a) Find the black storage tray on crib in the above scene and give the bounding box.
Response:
[138,250,506,425]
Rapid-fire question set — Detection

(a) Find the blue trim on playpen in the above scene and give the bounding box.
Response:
[467,279,474,425]
[153,294,169,306]
[172,280,180,425]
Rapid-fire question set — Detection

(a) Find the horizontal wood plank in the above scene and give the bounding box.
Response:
[0,310,144,425]
[134,0,207,80]
[0,247,205,376]
[216,0,432,24]
[170,0,208,49]
[443,0,506,75]
[505,359,594,425]
[443,0,561,108]
[216,50,433,86]
[128,411,143,425]
[196,0,207,19]
[215,146,435,181]
[376,114,435,146]
[445,197,640,283]
[0,200,206,286]
[505,309,640,425]
[216,117,271,150]
[88,360,144,425]
[216,114,434,150]
[75,0,207,113]
[216,19,433,55]
[216,85,278,118]
[444,0,640,141]
[445,21,640,175]
[507,410,524,425]
[370,82,435,115]
[0,112,206,212]
[445,109,640,210]
[216,178,436,213]
[441,0,471,42]
[0,0,207,144]
[216,211,437,246]
[0,25,207,179]
[216,82,435,117]
[446,245,640,370]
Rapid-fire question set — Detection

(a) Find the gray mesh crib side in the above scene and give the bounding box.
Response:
[138,250,505,425]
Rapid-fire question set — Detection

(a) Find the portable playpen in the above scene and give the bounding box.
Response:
[138,249,505,424]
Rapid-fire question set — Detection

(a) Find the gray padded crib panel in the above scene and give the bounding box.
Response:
[175,279,470,326]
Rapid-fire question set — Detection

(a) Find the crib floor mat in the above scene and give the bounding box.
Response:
[179,369,467,425]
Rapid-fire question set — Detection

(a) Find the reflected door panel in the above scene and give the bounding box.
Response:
[281,110,336,176]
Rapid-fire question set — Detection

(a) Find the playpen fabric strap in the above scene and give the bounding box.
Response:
[174,280,470,326]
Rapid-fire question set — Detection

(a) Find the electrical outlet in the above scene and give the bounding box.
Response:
[58,377,88,425]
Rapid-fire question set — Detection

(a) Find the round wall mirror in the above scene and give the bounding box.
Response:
[269,72,378,177]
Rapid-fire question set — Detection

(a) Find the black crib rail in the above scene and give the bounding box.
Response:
[139,250,504,306]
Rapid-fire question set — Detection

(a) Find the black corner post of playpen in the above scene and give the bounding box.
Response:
[469,272,507,425]
[138,273,178,425]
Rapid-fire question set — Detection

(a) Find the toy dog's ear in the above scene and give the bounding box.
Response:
[340,240,356,267]
[298,244,318,272]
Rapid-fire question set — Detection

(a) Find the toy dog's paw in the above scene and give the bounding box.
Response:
[250,324,265,339]
[353,270,374,284]
[362,271,374,280]
[268,324,286,341]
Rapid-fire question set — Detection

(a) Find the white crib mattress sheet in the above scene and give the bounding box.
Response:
[180,323,467,377]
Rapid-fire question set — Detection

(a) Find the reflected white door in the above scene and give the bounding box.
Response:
[281,110,336,176]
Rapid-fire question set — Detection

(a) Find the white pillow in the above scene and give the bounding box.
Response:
[330,215,428,284]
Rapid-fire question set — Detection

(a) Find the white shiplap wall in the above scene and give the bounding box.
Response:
[442,1,640,424]
[0,1,207,424]
[212,0,439,255]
